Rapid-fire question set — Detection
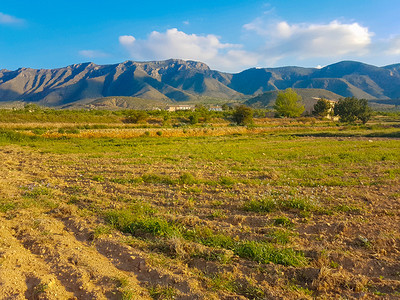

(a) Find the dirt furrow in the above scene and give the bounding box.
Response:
[0,216,74,299]
[9,211,150,299]
[57,211,205,299]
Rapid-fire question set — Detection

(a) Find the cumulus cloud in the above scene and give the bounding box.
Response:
[0,12,25,25]
[244,19,373,61]
[119,28,258,72]
[79,50,108,58]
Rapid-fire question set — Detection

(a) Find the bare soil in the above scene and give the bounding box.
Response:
[0,141,399,299]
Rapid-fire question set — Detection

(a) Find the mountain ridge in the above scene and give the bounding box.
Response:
[1,59,400,107]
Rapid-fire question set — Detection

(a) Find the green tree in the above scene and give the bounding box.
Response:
[333,97,372,124]
[189,113,199,125]
[24,103,42,113]
[274,88,305,117]
[232,105,254,125]
[195,105,211,123]
[221,103,231,111]
[357,99,373,124]
[312,98,332,117]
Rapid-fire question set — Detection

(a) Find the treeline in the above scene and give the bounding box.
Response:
[273,89,375,124]
[0,97,396,125]
[0,103,268,125]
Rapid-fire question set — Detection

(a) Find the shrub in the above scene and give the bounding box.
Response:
[124,110,148,124]
[189,113,199,125]
[232,105,254,125]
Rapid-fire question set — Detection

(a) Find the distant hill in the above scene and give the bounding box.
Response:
[1,59,400,108]
[245,89,342,112]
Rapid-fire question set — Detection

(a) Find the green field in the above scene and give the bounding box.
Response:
[0,113,399,299]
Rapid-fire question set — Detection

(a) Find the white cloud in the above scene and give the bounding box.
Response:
[0,12,25,25]
[385,35,400,55]
[79,50,108,58]
[119,35,136,46]
[244,19,373,63]
[119,28,257,72]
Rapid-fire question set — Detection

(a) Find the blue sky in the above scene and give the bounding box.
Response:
[1,0,400,72]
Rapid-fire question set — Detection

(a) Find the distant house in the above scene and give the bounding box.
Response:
[166,105,195,112]
[209,105,223,112]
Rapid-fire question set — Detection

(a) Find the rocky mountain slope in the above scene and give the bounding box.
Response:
[1,59,400,106]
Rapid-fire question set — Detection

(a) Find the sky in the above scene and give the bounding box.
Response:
[1,0,400,72]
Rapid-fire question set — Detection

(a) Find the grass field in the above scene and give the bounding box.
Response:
[0,116,399,299]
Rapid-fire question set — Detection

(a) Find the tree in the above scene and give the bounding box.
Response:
[189,113,199,124]
[333,97,372,124]
[24,103,42,113]
[357,99,373,124]
[232,105,254,125]
[274,88,305,117]
[312,98,332,118]
[124,110,148,123]
[195,104,211,123]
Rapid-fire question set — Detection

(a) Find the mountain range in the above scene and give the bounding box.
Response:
[1,59,400,108]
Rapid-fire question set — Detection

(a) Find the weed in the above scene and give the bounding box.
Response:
[105,210,180,238]
[244,198,276,213]
[208,209,227,219]
[334,204,362,214]
[32,128,47,135]
[209,273,237,293]
[279,196,317,211]
[93,225,113,239]
[219,176,236,186]
[65,128,80,134]
[92,175,105,182]
[148,285,177,300]
[178,172,197,184]
[22,186,51,199]
[106,212,306,267]
[113,276,129,288]
[140,173,175,185]
[273,216,293,228]
[286,280,313,296]
[330,260,340,269]
[186,227,307,266]
[33,283,49,295]
[265,228,293,244]
[67,196,80,205]
[0,202,16,213]
[121,290,135,300]
[234,241,307,266]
